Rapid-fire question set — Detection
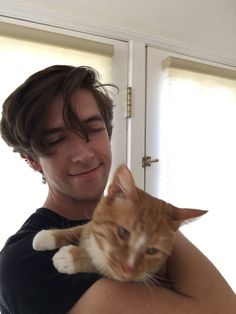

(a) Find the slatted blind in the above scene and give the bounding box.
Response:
[158,57,236,290]
[0,22,114,249]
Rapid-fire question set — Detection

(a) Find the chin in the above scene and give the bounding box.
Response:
[71,183,106,200]
[107,269,139,282]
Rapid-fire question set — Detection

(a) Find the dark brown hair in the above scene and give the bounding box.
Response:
[0,65,116,157]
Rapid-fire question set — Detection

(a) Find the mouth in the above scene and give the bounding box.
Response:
[108,265,135,282]
[112,272,135,282]
[69,163,101,177]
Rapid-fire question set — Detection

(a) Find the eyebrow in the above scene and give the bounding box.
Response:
[43,127,65,137]
[82,114,104,124]
[43,114,104,136]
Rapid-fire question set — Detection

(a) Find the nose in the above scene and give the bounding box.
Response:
[70,136,95,163]
[121,261,134,274]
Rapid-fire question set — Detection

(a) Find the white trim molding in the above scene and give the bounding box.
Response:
[1,1,236,67]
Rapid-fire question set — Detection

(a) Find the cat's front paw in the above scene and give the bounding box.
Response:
[53,245,77,274]
[33,230,56,251]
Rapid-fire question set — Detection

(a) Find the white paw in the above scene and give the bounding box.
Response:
[33,230,56,251]
[53,245,76,274]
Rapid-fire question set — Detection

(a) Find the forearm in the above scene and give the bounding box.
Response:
[167,232,235,312]
[68,232,236,314]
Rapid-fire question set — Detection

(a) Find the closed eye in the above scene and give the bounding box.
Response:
[47,136,66,145]
[146,247,159,255]
[86,126,106,134]
[85,119,106,135]
[43,127,66,146]
[117,226,130,240]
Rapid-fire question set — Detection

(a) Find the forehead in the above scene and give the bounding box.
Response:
[44,89,101,128]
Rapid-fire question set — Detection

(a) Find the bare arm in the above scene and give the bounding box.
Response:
[68,232,236,314]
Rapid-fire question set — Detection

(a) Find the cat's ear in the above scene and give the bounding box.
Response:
[172,207,208,225]
[108,164,138,199]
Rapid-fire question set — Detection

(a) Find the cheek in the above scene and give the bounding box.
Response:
[95,135,112,174]
[145,253,167,273]
[93,130,111,151]
[39,157,62,178]
[103,144,112,169]
[103,235,128,264]
[99,136,111,158]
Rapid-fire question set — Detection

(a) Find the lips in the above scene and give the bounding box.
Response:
[69,164,101,177]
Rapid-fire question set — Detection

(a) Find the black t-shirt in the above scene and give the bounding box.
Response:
[0,208,102,314]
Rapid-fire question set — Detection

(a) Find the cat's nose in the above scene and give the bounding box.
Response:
[121,261,134,273]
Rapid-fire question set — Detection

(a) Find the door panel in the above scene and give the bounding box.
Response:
[0,25,128,248]
[145,46,236,291]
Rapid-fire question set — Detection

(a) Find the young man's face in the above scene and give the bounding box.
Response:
[36,89,112,204]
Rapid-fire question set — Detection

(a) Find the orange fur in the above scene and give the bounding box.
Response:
[34,164,207,283]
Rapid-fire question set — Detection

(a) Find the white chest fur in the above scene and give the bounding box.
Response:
[84,234,108,274]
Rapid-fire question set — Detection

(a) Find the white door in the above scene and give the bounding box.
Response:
[145,46,236,291]
[0,22,128,248]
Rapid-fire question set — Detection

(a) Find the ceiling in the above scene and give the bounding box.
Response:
[1,0,236,64]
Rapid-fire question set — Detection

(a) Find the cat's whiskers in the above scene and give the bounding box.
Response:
[142,272,159,288]
[142,271,171,290]
[152,273,172,289]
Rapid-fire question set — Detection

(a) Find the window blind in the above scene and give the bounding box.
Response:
[159,56,236,210]
[0,21,114,56]
[159,56,236,291]
[0,22,114,249]
[0,21,114,102]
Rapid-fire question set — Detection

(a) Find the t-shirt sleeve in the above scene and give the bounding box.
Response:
[0,233,102,314]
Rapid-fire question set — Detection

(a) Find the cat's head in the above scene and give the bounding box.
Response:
[89,164,207,282]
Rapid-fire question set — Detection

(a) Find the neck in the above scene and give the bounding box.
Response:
[43,193,100,221]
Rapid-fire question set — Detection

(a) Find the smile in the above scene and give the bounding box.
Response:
[69,164,101,177]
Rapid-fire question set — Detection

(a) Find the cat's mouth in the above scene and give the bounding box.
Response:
[121,261,134,274]
[111,272,135,282]
[113,271,144,282]
[108,261,143,282]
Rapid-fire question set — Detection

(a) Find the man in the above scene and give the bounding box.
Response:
[0,65,235,314]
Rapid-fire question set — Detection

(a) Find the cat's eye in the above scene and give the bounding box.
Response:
[117,226,130,240]
[146,247,159,255]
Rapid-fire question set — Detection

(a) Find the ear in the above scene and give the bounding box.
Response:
[108,164,138,199]
[20,153,42,172]
[172,207,208,223]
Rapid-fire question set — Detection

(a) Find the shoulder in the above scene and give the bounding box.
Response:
[0,227,49,291]
[0,236,102,313]
[0,215,101,314]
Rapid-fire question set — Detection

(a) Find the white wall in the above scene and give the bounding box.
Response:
[0,0,236,66]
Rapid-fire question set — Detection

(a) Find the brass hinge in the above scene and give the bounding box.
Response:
[142,156,159,167]
[127,87,132,118]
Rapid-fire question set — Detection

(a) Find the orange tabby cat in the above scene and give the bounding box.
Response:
[33,164,207,283]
